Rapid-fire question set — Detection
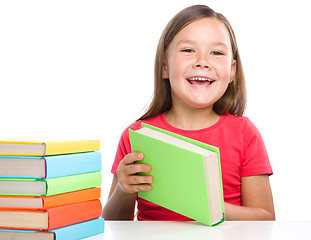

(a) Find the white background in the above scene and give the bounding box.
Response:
[1,0,310,221]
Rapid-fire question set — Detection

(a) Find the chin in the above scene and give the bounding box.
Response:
[187,102,215,110]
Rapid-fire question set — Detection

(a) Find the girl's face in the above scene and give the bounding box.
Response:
[163,17,236,111]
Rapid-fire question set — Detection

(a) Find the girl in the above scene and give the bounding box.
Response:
[102,5,275,221]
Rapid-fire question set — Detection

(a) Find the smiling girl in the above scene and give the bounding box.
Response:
[102,5,275,221]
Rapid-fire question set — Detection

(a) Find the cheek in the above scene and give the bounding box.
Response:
[167,55,188,78]
[215,61,234,82]
[167,63,179,79]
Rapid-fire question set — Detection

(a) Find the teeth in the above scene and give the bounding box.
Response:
[189,77,212,82]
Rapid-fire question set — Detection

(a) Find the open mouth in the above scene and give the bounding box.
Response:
[187,77,215,86]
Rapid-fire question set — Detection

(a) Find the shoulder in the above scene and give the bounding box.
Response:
[223,114,267,152]
[222,114,258,132]
[121,114,164,137]
[220,114,263,147]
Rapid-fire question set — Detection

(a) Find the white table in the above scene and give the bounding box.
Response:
[84,220,311,240]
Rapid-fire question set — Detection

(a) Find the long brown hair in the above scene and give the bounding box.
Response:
[139,5,246,120]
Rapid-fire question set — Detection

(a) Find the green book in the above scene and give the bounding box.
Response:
[0,171,101,196]
[129,123,225,226]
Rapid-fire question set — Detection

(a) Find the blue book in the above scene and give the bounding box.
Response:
[0,151,101,179]
[0,218,105,240]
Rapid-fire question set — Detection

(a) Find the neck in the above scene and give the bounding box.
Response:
[165,106,220,130]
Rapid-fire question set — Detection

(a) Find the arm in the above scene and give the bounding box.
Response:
[225,174,275,220]
[101,175,136,220]
[102,153,153,220]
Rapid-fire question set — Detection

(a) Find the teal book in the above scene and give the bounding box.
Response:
[0,171,102,196]
[129,123,225,226]
[0,151,101,179]
[0,218,105,240]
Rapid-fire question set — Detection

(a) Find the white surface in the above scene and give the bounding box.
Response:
[83,221,311,240]
[1,0,311,221]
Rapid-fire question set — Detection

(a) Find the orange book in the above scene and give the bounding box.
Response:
[0,188,101,210]
[0,199,102,230]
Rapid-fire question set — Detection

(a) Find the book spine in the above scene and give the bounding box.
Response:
[45,140,100,155]
[52,218,105,240]
[45,152,101,178]
[47,199,102,230]
[42,187,101,209]
[45,171,102,196]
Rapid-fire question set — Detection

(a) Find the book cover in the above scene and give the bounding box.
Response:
[0,137,100,156]
[129,123,225,226]
[0,151,101,178]
[0,171,102,196]
[0,187,101,210]
[0,199,102,230]
[0,218,105,240]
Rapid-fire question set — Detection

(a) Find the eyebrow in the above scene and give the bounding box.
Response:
[176,40,229,48]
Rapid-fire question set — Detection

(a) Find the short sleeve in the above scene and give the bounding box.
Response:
[111,128,131,175]
[111,121,143,175]
[240,119,273,177]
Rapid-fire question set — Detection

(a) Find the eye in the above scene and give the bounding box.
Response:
[211,51,224,56]
[181,48,194,53]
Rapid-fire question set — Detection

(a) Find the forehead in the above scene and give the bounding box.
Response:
[172,17,231,46]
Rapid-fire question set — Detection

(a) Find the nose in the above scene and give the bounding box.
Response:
[194,53,210,69]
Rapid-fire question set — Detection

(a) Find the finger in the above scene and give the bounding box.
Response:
[124,164,151,175]
[128,175,153,185]
[122,184,152,193]
[121,152,144,165]
[134,184,152,192]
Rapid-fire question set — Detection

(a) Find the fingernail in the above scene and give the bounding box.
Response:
[145,165,151,172]
[138,153,143,159]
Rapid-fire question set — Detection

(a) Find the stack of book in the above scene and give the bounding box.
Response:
[0,138,105,240]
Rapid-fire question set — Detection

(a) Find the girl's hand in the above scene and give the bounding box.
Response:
[116,152,153,193]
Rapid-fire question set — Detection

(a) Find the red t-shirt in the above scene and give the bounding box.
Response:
[111,113,273,221]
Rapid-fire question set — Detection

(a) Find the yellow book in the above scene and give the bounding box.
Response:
[0,137,100,156]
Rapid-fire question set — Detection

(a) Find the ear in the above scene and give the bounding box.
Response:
[162,61,169,79]
[229,59,237,83]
